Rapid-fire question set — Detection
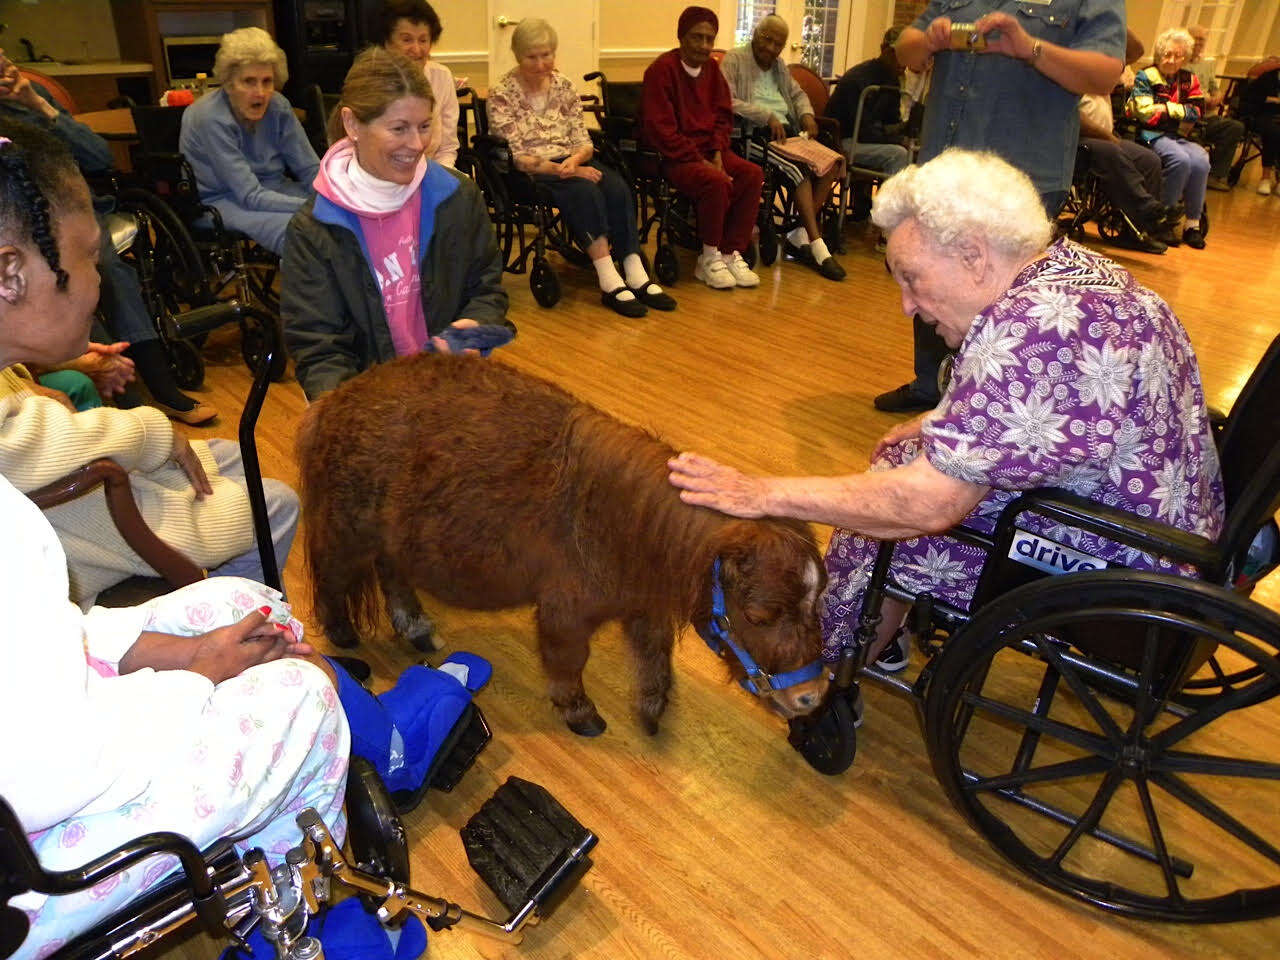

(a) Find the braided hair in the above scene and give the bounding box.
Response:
[0,120,84,292]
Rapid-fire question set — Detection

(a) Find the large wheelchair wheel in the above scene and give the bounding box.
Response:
[924,571,1280,922]
[118,188,207,304]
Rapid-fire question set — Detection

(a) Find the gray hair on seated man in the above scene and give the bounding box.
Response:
[213,26,289,87]
[872,149,1052,263]
[1152,27,1194,63]
[511,18,558,59]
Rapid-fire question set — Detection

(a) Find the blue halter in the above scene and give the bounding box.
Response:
[703,558,824,698]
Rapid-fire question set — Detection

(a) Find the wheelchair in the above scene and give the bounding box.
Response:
[788,333,1280,922]
[467,116,593,308]
[116,105,288,387]
[584,72,765,286]
[1058,142,1152,249]
[1059,140,1209,250]
[1,761,596,959]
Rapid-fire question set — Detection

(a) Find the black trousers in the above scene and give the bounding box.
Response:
[1083,137,1164,221]
[1200,114,1246,179]
[534,161,639,258]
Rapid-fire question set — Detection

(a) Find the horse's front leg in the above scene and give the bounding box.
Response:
[535,595,608,737]
[623,613,675,735]
[377,555,439,651]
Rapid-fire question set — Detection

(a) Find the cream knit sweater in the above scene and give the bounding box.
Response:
[0,393,254,603]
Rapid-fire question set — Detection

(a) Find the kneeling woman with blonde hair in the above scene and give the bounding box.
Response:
[282,47,513,400]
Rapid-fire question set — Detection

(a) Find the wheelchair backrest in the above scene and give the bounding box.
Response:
[128,106,206,220]
[1215,333,1280,580]
[599,81,644,125]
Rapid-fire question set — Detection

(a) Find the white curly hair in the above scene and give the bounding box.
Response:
[213,27,289,87]
[871,149,1052,262]
[1153,28,1194,64]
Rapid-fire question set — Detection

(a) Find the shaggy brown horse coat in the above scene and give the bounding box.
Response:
[298,355,827,735]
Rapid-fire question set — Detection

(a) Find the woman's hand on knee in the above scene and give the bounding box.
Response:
[171,435,213,499]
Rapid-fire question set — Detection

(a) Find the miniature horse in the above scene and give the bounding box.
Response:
[298,355,828,736]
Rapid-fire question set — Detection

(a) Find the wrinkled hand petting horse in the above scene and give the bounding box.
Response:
[297,354,828,736]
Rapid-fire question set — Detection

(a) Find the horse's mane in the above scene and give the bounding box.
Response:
[555,405,730,630]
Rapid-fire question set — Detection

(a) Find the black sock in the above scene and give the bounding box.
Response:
[124,340,195,411]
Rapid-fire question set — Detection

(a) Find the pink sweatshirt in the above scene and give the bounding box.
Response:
[314,141,429,356]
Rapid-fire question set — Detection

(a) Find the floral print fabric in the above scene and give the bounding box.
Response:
[486,70,592,162]
[820,239,1224,660]
[13,578,348,960]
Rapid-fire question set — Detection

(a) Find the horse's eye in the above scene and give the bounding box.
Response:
[744,606,777,628]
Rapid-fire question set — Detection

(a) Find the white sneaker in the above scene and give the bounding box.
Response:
[695,252,735,290]
[1259,180,1274,196]
[723,250,761,288]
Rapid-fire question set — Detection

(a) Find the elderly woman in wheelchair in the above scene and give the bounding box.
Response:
[179,27,320,257]
[671,147,1224,705]
[487,19,674,318]
[668,150,1280,921]
[0,121,551,959]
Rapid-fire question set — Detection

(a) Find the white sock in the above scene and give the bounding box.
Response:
[787,226,808,247]
[702,244,721,262]
[593,255,634,299]
[809,238,831,263]
[1184,219,1200,230]
[622,252,653,290]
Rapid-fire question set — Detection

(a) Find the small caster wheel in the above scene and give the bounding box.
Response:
[531,257,561,307]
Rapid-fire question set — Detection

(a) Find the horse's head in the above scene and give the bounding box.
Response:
[701,519,828,718]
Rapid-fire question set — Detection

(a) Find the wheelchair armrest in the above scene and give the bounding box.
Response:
[26,460,205,588]
[813,116,842,152]
[996,487,1221,575]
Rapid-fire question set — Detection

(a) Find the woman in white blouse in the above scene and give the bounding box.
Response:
[379,0,460,168]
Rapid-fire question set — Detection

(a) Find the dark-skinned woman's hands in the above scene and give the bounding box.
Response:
[185,609,314,684]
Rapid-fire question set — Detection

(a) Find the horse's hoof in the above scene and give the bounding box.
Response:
[567,714,607,737]
[391,609,439,652]
[327,628,361,649]
[407,630,438,653]
[639,715,660,736]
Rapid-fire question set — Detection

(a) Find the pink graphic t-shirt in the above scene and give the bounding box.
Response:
[314,141,430,355]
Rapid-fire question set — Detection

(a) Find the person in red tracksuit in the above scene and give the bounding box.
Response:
[641,6,764,290]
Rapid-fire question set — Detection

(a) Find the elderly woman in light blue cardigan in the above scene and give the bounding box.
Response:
[179,27,319,255]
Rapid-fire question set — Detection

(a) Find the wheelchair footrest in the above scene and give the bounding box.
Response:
[169,301,242,340]
[428,703,491,793]
[460,777,597,921]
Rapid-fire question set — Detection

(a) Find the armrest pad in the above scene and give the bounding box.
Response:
[999,488,1220,574]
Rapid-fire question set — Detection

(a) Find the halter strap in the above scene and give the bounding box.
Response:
[702,558,823,697]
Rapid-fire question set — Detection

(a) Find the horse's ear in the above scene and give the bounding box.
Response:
[714,522,759,587]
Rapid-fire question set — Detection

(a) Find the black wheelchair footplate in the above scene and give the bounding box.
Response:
[460,777,598,931]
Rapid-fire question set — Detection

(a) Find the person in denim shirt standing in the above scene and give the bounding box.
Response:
[872,0,1125,416]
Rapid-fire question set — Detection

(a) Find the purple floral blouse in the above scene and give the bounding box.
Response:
[485,70,592,162]
[820,238,1225,659]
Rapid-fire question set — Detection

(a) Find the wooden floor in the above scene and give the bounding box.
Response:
[168,179,1280,960]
